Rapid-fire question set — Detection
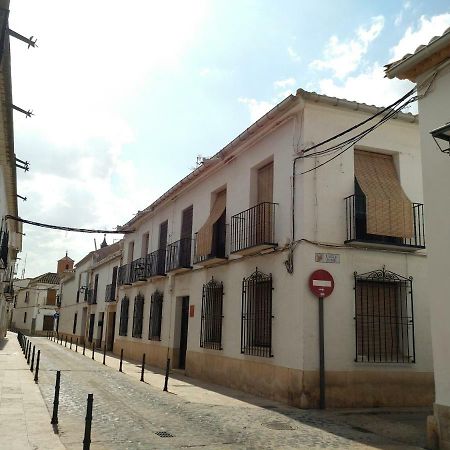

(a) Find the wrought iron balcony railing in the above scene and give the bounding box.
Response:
[230,202,277,255]
[344,194,425,249]
[86,288,95,304]
[105,283,116,302]
[193,229,227,265]
[118,263,132,285]
[147,249,166,278]
[166,238,192,273]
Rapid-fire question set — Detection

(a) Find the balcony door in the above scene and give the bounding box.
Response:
[256,162,274,245]
[157,220,168,274]
[180,206,193,266]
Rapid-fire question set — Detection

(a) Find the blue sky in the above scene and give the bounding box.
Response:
[8,0,450,277]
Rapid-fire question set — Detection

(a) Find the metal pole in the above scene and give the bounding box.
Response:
[64,336,67,347]
[119,349,123,372]
[140,353,145,382]
[70,337,72,350]
[27,342,31,364]
[163,358,170,392]
[102,343,106,365]
[319,296,325,409]
[83,340,86,355]
[76,338,78,352]
[91,341,95,360]
[51,370,60,424]
[34,350,40,383]
[30,345,35,372]
[83,394,94,450]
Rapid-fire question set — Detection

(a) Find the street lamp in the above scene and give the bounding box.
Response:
[430,122,450,154]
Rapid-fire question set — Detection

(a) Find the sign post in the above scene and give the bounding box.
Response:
[309,269,334,409]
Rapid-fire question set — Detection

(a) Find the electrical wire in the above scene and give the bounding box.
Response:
[5,215,133,234]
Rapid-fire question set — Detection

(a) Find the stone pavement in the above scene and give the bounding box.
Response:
[17,333,428,450]
[0,332,65,450]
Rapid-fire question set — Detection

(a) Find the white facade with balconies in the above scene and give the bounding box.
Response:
[114,89,432,408]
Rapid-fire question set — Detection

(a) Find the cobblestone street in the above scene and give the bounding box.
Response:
[30,336,427,450]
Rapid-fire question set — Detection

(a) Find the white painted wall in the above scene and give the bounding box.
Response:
[416,63,450,408]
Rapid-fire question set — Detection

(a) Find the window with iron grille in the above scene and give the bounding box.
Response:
[200,277,224,350]
[119,296,129,336]
[241,268,273,357]
[354,268,415,363]
[132,293,144,338]
[148,290,163,341]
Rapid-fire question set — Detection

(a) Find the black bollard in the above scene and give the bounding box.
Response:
[83,394,94,450]
[92,342,95,360]
[140,353,145,382]
[83,341,85,355]
[30,345,35,372]
[119,349,123,372]
[76,338,78,352]
[25,340,28,358]
[163,358,170,392]
[102,344,106,365]
[34,350,40,383]
[51,370,60,424]
[27,342,31,364]
[64,336,67,347]
[70,337,72,350]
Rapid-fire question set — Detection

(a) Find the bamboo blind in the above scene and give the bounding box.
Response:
[354,150,413,238]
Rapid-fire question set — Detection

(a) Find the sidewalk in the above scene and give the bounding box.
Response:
[0,331,65,450]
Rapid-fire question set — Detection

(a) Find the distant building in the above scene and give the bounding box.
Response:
[57,252,74,275]
[0,1,22,339]
[58,241,121,349]
[385,26,450,450]
[11,272,60,335]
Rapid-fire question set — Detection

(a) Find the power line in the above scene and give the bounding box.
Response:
[5,215,133,234]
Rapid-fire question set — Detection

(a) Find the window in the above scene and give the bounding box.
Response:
[23,311,27,323]
[141,233,149,258]
[46,289,56,306]
[132,293,144,338]
[127,241,134,264]
[148,290,163,341]
[354,268,415,363]
[119,296,129,336]
[200,278,224,350]
[241,269,273,357]
[73,313,77,334]
[25,291,29,303]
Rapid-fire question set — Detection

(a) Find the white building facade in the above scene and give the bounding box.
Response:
[58,241,120,350]
[114,89,433,409]
[386,27,450,450]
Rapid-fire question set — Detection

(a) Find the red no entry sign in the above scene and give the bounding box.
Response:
[309,269,334,298]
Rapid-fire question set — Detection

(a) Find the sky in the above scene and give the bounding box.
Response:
[8,0,450,278]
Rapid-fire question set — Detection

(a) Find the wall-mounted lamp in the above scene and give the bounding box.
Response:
[430,122,450,154]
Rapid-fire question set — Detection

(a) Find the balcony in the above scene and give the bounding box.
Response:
[86,289,95,304]
[146,249,166,278]
[3,282,13,300]
[130,257,148,283]
[105,283,116,302]
[118,263,132,286]
[166,238,192,273]
[194,226,227,267]
[344,194,425,250]
[230,202,277,255]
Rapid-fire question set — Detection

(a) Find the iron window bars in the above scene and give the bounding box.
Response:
[354,268,415,363]
[119,296,129,336]
[241,268,273,357]
[148,290,163,341]
[231,202,277,253]
[132,293,144,338]
[200,277,224,350]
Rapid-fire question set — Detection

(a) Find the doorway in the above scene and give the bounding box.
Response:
[88,313,95,342]
[178,296,189,370]
[107,311,116,351]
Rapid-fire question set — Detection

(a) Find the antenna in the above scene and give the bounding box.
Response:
[21,253,27,279]
[94,238,97,250]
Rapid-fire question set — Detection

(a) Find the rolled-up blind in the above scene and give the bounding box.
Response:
[354,150,413,238]
[196,191,226,257]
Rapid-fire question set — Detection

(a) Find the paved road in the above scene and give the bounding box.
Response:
[30,337,426,450]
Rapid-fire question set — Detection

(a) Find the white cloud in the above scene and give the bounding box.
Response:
[10,0,209,277]
[316,63,415,110]
[310,16,385,79]
[390,13,450,61]
[287,46,301,62]
[274,77,296,89]
[238,98,276,123]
